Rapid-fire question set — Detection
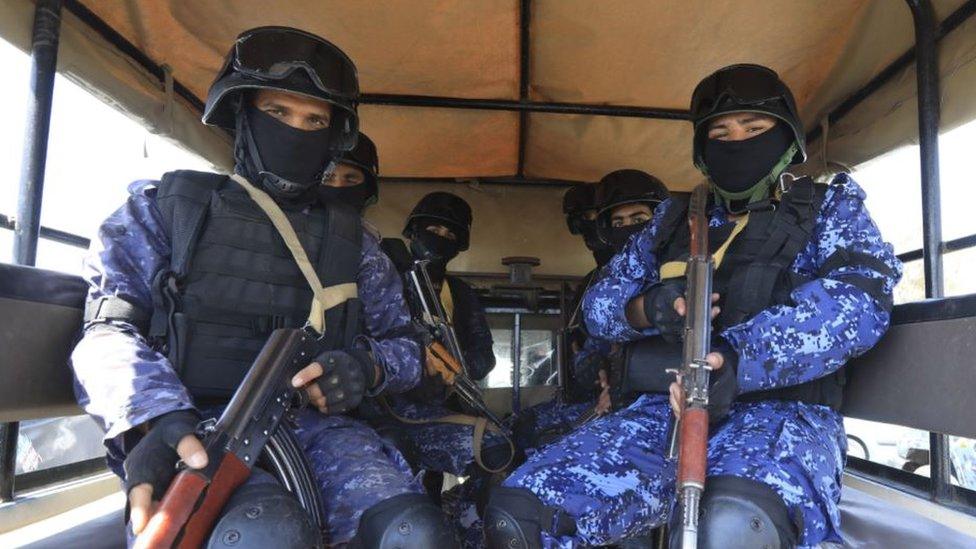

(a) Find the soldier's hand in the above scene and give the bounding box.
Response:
[672,293,721,321]
[425,346,457,385]
[124,410,208,535]
[668,352,724,420]
[293,350,375,415]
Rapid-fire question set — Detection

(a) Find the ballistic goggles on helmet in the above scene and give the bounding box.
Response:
[690,64,789,123]
[232,27,359,101]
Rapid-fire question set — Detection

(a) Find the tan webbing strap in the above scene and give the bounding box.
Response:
[439,282,455,323]
[659,213,750,280]
[230,174,357,333]
[378,397,514,473]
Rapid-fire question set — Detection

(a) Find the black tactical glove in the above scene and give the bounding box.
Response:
[314,349,374,414]
[641,280,685,343]
[123,410,200,498]
[707,339,739,423]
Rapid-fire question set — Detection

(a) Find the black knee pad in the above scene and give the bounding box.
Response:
[669,475,799,549]
[206,480,321,549]
[351,493,457,548]
[484,487,576,549]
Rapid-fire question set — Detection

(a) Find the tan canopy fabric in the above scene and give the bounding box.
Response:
[1,0,974,274]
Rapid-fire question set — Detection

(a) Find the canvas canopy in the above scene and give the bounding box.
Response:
[1,0,974,275]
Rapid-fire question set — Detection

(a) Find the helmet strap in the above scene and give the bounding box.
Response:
[706,141,798,212]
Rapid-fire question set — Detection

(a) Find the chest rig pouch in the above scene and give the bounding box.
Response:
[150,170,363,401]
[620,178,847,410]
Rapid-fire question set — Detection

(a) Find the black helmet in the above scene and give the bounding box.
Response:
[331,132,379,207]
[595,170,669,216]
[594,170,669,245]
[204,26,360,152]
[562,184,598,235]
[690,64,805,170]
[402,192,473,251]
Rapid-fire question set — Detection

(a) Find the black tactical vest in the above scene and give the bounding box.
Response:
[150,170,363,401]
[624,178,846,410]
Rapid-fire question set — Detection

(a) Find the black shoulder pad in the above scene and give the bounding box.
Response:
[380,237,413,273]
[156,170,228,277]
[319,201,362,287]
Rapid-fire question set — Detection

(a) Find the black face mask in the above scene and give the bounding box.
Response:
[410,231,459,285]
[703,122,793,193]
[245,106,334,193]
[317,184,373,212]
[608,222,647,253]
[593,247,615,267]
[579,220,613,265]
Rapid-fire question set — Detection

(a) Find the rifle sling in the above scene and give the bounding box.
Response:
[377,396,514,474]
[230,174,357,334]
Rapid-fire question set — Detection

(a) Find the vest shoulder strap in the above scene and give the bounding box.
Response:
[319,201,362,287]
[156,170,228,278]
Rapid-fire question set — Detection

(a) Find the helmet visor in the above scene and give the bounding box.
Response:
[234,28,359,100]
[690,65,786,122]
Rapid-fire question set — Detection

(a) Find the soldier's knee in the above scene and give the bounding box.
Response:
[484,486,576,549]
[670,475,798,549]
[207,480,320,549]
[351,493,457,548]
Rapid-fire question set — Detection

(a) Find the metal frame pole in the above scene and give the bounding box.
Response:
[13,0,62,266]
[2,0,63,504]
[512,313,522,414]
[906,0,952,502]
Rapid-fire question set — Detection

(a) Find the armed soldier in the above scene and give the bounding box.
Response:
[482,64,900,548]
[71,27,454,547]
[516,172,670,448]
[319,131,379,213]
[373,191,507,478]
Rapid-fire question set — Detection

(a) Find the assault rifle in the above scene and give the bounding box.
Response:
[666,182,715,549]
[406,258,508,433]
[134,328,322,549]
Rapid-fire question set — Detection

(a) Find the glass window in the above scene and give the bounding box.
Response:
[16,416,105,475]
[483,313,561,389]
[844,418,930,475]
[949,436,976,491]
[519,329,556,387]
[485,325,514,389]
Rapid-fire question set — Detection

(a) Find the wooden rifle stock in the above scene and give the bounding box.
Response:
[134,452,250,549]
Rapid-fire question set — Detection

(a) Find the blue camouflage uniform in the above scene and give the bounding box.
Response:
[500,174,901,547]
[71,179,425,546]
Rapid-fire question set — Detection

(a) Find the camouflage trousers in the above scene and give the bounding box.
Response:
[124,409,422,548]
[444,398,599,549]
[291,410,425,546]
[503,393,846,548]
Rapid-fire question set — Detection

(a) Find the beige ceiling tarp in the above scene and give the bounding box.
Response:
[56,0,972,189]
[2,0,976,275]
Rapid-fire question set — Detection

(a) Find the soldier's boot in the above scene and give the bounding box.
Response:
[349,493,458,548]
[483,486,577,549]
[668,475,799,549]
[207,480,321,548]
